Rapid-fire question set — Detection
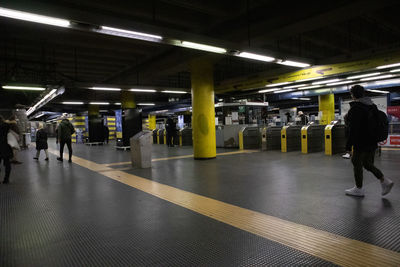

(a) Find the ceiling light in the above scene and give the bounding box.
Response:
[0,7,70,28]
[237,52,275,62]
[347,72,381,79]
[90,102,110,105]
[137,103,155,106]
[180,41,226,54]
[282,84,307,89]
[373,79,400,85]
[297,76,325,82]
[259,88,280,93]
[97,26,162,42]
[129,89,157,92]
[301,85,322,90]
[62,101,84,105]
[360,74,394,81]
[326,80,355,86]
[26,89,58,116]
[273,89,294,94]
[90,87,121,91]
[367,89,390,94]
[35,113,45,118]
[161,90,187,94]
[389,68,400,73]
[376,62,400,69]
[266,82,291,87]
[278,60,310,68]
[292,97,311,101]
[3,85,45,91]
[312,79,340,85]
[114,102,121,105]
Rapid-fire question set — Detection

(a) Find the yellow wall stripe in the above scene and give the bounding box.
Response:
[45,146,400,266]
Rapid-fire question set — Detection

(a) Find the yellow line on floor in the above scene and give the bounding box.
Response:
[381,147,400,151]
[46,147,400,266]
[103,149,258,167]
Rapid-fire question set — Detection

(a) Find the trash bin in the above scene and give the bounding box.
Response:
[130,131,152,168]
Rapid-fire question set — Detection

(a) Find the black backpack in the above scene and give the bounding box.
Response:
[367,105,389,142]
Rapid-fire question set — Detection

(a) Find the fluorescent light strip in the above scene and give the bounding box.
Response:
[373,79,400,85]
[273,89,294,94]
[292,97,311,101]
[326,80,354,86]
[27,89,58,116]
[3,85,45,91]
[258,88,280,93]
[180,41,226,54]
[238,52,274,62]
[266,82,291,87]
[129,89,157,92]
[98,26,162,42]
[367,89,390,94]
[62,102,84,105]
[137,103,155,106]
[0,7,70,28]
[89,102,110,105]
[312,79,340,85]
[278,60,310,68]
[282,84,307,89]
[114,102,121,105]
[90,87,121,91]
[301,85,322,90]
[376,62,400,69]
[389,68,400,73]
[161,90,187,94]
[360,74,394,81]
[299,77,324,82]
[347,72,381,79]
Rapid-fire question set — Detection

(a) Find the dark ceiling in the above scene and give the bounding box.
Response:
[1,0,400,112]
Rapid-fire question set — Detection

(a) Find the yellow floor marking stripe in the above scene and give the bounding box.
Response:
[46,146,400,266]
[381,147,400,151]
[103,150,258,167]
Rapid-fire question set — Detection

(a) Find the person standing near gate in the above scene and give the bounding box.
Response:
[0,115,12,184]
[56,119,75,163]
[345,85,394,197]
[166,117,176,147]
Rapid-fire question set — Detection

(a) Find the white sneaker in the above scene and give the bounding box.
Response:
[345,186,365,197]
[342,153,351,159]
[381,178,394,196]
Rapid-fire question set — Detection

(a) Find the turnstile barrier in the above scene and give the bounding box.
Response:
[281,125,302,152]
[325,124,347,155]
[301,124,326,153]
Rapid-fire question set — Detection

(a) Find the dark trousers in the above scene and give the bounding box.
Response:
[0,157,11,182]
[351,149,383,188]
[60,139,72,160]
[166,131,176,147]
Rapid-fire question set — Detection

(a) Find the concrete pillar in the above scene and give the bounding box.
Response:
[190,58,216,159]
[319,94,335,125]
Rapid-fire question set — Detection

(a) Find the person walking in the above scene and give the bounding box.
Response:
[166,117,176,147]
[34,124,49,161]
[7,115,22,164]
[103,124,109,144]
[56,119,75,163]
[0,115,13,184]
[345,85,394,197]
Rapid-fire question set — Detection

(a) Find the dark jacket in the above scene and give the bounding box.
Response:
[166,118,176,133]
[57,119,75,141]
[347,97,377,151]
[0,121,13,159]
[36,128,48,150]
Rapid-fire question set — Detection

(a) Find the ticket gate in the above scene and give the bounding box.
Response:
[179,128,192,146]
[152,129,158,144]
[325,122,347,155]
[301,124,326,153]
[281,125,302,152]
[261,126,282,151]
[239,127,260,150]
[158,129,165,144]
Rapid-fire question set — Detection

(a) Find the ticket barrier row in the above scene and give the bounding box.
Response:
[258,123,346,155]
[152,128,192,146]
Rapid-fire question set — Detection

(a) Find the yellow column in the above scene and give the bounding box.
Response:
[88,104,99,116]
[121,91,136,109]
[318,94,335,125]
[191,58,216,159]
[148,115,156,130]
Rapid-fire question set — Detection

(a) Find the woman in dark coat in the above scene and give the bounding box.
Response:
[0,115,13,184]
[34,125,49,161]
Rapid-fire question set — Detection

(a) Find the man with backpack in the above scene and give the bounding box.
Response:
[345,85,394,197]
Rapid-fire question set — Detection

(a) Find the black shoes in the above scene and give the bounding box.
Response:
[33,157,39,160]
[2,180,9,184]
[45,158,49,161]
[68,159,72,163]
[57,157,63,162]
